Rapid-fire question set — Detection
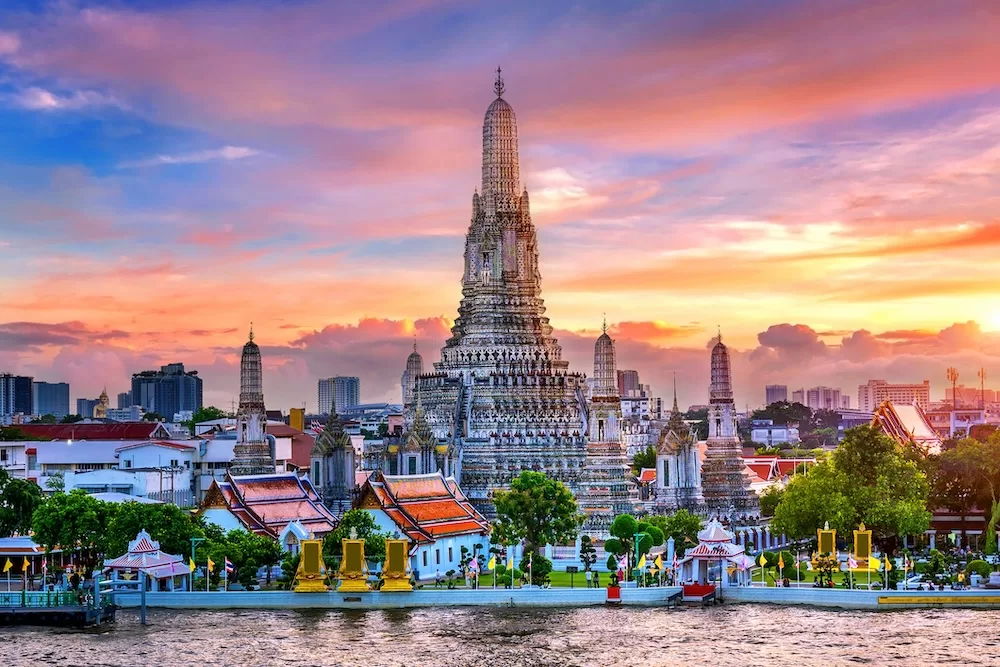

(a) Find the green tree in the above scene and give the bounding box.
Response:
[32,414,57,424]
[579,535,597,572]
[759,486,784,518]
[631,445,657,474]
[143,412,164,422]
[322,509,389,565]
[44,472,65,493]
[519,552,552,587]
[32,491,115,566]
[59,414,84,424]
[684,408,708,440]
[0,470,43,537]
[104,501,204,557]
[646,510,702,556]
[772,426,931,548]
[751,401,812,427]
[0,427,44,441]
[183,406,228,432]
[492,471,582,555]
[941,434,1000,553]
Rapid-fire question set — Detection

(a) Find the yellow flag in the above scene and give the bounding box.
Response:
[207,558,215,573]
[637,554,646,569]
[22,557,29,572]
[3,558,11,573]
[654,555,663,570]
[758,553,767,567]
[885,558,893,572]
[869,557,881,571]
[487,556,496,571]
[778,554,785,570]
[506,558,513,571]
[189,558,196,573]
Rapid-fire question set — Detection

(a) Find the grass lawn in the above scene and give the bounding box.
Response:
[432,570,610,589]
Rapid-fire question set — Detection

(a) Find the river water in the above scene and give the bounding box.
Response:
[5,606,999,667]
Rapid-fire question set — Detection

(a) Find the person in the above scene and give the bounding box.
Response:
[435,569,442,588]
[585,569,592,588]
[594,571,600,588]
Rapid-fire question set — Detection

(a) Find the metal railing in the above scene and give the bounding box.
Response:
[0,590,88,608]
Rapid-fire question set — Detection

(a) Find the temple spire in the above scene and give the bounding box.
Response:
[672,372,679,414]
[602,313,607,334]
[494,65,505,98]
[249,321,254,342]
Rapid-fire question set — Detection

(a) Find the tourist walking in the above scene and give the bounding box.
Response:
[586,569,592,588]
[594,571,600,588]
[435,569,442,588]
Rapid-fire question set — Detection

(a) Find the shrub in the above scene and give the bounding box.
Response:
[520,553,553,586]
[967,559,992,578]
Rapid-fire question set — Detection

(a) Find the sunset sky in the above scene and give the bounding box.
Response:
[1,0,999,411]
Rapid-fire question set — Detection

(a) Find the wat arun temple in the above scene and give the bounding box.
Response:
[407,71,753,532]
[409,71,633,532]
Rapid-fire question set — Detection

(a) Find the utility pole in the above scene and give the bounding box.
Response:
[979,368,987,410]
[947,367,959,411]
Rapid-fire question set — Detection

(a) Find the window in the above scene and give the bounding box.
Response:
[313,462,320,483]
[170,459,179,468]
[0,449,7,462]
[662,459,670,487]
[408,456,417,475]
[123,460,132,469]
[423,552,428,567]
[448,546,453,563]
[435,549,440,565]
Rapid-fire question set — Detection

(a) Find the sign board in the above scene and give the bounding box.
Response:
[565,566,579,574]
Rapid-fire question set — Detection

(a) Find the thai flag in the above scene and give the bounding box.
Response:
[224,557,234,574]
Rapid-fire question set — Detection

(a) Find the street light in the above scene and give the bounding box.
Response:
[947,367,959,411]
[190,537,206,564]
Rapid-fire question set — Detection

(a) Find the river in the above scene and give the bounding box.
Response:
[5,606,999,667]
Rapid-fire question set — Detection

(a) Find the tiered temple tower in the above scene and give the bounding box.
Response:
[699,333,756,514]
[401,339,423,407]
[310,398,356,516]
[230,327,275,476]
[578,322,635,536]
[412,70,590,515]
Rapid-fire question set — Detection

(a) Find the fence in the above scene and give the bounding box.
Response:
[0,590,86,608]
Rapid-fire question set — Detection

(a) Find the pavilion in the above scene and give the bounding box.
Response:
[102,529,191,592]
[676,519,752,594]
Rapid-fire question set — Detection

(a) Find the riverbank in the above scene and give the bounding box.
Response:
[108,585,1000,612]
[113,586,682,610]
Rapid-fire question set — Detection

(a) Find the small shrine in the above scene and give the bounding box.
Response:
[102,529,191,592]
[676,519,752,594]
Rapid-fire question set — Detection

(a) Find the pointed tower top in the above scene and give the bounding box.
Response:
[413,334,418,354]
[249,321,254,342]
[672,372,679,413]
[494,65,505,98]
[602,313,607,334]
[717,324,721,343]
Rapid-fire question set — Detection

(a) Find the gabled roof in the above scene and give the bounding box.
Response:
[357,471,490,545]
[16,423,172,441]
[115,440,197,453]
[871,400,943,455]
[103,529,188,579]
[637,468,656,484]
[198,472,338,539]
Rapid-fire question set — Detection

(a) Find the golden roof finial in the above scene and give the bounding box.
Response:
[494,65,505,98]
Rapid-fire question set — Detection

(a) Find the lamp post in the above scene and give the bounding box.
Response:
[947,367,959,411]
[190,537,206,564]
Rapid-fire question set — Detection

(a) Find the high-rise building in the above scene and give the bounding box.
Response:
[617,369,640,397]
[401,342,423,406]
[411,71,590,515]
[841,395,851,409]
[765,384,788,405]
[805,386,842,411]
[318,376,361,414]
[791,389,805,404]
[700,335,756,515]
[131,363,203,418]
[76,398,99,417]
[0,374,33,420]
[858,379,931,412]
[32,381,69,418]
[117,391,132,409]
[230,328,274,476]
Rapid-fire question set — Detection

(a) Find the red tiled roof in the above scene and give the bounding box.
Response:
[637,467,656,484]
[358,471,489,545]
[199,473,337,538]
[16,423,169,441]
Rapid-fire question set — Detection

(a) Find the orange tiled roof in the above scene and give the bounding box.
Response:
[357,471,489,545]
[199,473,337,538]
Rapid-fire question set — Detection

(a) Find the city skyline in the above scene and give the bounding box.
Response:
[1,1,999,410]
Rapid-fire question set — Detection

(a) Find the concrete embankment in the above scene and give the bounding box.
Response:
[114,586,682,610]
[724,586,1000,610]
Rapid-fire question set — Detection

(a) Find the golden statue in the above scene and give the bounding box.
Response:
[381,539,413,592]
[853,522,872,569]
[337,529,369,592]
[293,539,329,592]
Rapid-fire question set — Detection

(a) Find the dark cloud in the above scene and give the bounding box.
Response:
[0,321,130,351]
